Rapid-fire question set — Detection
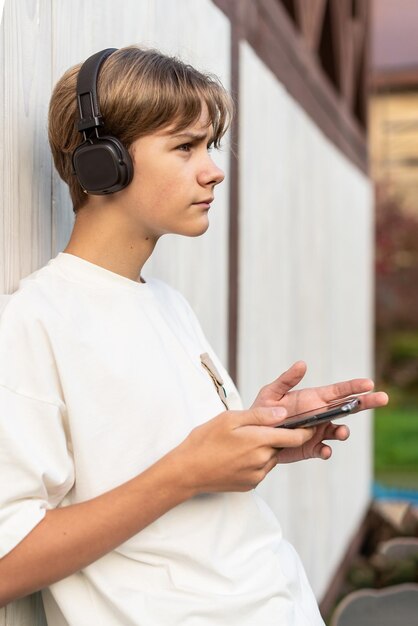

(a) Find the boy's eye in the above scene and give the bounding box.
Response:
[176,142,214,153]
[177,143,192,152]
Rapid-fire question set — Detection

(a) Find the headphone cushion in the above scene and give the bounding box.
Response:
[72,136,133,194]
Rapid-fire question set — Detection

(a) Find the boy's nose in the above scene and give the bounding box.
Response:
[199,158,225,187]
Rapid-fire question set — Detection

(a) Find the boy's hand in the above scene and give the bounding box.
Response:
[173,407,314,494]
[250,361,389,463]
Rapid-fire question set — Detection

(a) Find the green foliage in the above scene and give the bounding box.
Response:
[375,184,418,332]
[377,331,418,396]
[390,332,418,360]
[388,333,418,396]
[347,559,376,588]
[374,404,418,483]
[374,183,418,393]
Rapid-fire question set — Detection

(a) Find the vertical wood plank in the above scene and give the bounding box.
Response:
[1,594,47,626]
[0,0,52,293]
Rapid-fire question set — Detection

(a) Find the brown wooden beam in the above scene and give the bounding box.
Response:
[371,67,418,92]
[294,0,327,52]
[213,0,368,173]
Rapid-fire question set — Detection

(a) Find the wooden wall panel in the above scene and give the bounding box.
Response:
[0,594,47,626]
[238,41,374,598]
[0,0,52,294]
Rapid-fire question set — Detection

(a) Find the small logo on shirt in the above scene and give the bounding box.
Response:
[200,352,229,410]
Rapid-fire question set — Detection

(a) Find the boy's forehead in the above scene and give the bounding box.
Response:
[158,120,214,142]
[157,104,213,140]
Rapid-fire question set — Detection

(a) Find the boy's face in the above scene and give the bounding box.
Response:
[121,102,225,239]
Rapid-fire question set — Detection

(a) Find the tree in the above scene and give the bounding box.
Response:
[375,182,418,389]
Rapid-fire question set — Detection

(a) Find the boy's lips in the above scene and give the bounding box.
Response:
[193,197,214,205]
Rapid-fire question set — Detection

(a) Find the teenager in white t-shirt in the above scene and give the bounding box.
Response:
[0,46,388,624]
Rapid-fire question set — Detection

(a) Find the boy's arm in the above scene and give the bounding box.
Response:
[0,446,193,606]
[0,406,312,607]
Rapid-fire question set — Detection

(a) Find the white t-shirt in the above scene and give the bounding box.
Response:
[0,252,324,626]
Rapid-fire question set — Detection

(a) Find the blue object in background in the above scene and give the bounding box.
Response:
[373,481,418,506]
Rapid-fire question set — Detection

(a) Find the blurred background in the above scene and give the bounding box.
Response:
[0,0,417,624]
[370,0,418,504]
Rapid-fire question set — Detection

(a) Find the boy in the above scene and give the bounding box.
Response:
[0,46,387,625]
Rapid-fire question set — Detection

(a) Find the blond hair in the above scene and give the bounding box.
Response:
[48,46,234,212]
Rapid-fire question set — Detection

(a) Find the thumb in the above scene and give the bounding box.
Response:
[241,406,287,427]
[269,360,307,396]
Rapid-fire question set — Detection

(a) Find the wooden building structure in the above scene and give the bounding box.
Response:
[369,0,418,216]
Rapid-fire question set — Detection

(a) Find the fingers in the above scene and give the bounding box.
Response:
[265,424,315,449]
[319,380,389,411]
[319,378,375,403]
[313,443,333,460]
[355,391,389,411]
[262,451,281,474]
[229,407,315,449]
[266,361,307,397]
[296,423,349,462]
[250,361,308,408]
[320,423,350,441]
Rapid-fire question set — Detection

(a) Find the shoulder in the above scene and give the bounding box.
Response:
[1,262,67,328]
[0,266,65,401]
[147,277,188,303]
[145,277,207,344]
[146,277,197,318]
[0,258,70,348]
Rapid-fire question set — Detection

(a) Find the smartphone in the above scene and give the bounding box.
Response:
[277,397,360,429]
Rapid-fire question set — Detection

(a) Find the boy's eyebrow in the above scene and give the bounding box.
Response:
[167,130,214,143]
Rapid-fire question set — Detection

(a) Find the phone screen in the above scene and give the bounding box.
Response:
[277,397,360,429]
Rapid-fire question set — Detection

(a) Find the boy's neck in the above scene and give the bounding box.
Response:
[63,204,157,282]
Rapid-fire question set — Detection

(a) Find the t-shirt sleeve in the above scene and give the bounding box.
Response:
[0,385,74,558]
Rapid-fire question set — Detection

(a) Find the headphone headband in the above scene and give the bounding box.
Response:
[76,48,117,134]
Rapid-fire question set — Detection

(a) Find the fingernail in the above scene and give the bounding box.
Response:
[272,407,286,418]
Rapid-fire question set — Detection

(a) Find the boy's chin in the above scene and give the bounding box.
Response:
[174,216,210,238]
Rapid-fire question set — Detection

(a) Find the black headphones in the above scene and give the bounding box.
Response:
[72,48,134,195]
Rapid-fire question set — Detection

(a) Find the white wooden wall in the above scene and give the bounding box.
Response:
[0,0,374,622]
[0,0,53,295]
[239,42,374,598]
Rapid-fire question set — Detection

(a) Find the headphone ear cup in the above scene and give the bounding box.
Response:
[72,136,133,195]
